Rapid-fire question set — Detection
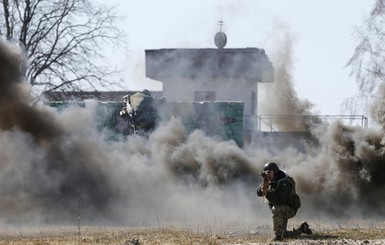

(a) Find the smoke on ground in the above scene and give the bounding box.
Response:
[1,34,385,230]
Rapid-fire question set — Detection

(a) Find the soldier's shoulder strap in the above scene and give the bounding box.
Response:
[286,175,296,193]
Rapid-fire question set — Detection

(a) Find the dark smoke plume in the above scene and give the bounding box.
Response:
[0,39,116,223]
[0,40,60,140]
[2,31,385,229]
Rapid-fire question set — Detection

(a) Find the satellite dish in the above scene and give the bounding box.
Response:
[214,31,227,49]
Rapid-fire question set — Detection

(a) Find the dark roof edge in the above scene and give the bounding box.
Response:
[145,47,264,51]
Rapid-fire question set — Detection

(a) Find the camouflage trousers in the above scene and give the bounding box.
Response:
[270,205,296,238]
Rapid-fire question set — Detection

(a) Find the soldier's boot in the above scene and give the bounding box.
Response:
[283,230,295,238]
[272,229,285,241]
[271,235,283,242]
[286,222,312,238]
[299,222,312,235]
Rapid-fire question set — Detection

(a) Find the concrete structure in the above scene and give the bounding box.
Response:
[145,31,274,141]
[47,100,245,146]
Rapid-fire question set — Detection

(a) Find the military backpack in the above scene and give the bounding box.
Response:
[286,176,301,213]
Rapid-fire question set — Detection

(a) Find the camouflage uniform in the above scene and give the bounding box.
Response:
[130,90,157,132]
[120,90,158,135]
[257,169,296,239]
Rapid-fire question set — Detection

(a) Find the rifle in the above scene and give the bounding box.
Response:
[260,171,269,202]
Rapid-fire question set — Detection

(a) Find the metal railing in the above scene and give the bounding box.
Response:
[258,115,368,132]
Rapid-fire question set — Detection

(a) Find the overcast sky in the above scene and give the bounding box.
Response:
[102,0,373,116]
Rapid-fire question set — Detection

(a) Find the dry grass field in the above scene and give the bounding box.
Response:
[1,224,385,245]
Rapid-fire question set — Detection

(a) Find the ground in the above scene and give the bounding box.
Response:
[1,224,385,245]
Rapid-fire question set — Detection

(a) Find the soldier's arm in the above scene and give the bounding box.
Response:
[265,181,291,205]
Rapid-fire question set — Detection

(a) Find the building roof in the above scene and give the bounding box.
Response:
[145,48,274,83]
[42,90,163,102]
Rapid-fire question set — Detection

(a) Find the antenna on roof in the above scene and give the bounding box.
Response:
[217,18,225,32]
[215,18,227,49]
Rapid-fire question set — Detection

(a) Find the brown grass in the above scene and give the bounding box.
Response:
[0,225,385,244]
[0,225,269,245]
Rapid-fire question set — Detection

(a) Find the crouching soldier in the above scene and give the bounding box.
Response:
[257,162,312,241]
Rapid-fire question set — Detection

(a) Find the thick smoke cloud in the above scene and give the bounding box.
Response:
[0,39,119,223]
[256,30,385,220]
[0,39,262,226]
[260,30,317,132]
[2,32,385,230]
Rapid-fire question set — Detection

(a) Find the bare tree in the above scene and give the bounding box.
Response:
[0,0,125,94]
[345,0,385,115]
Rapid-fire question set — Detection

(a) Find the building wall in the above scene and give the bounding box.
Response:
[145,47,274,145]
[48,100,244,147]
[160,101,244,147]
[162,77,257,133]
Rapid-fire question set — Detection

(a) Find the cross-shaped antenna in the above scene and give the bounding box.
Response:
[217,18,225,32]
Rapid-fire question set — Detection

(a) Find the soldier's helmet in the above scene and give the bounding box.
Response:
[263,162,280,172]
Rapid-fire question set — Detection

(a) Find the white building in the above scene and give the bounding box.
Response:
[144,31,274,141]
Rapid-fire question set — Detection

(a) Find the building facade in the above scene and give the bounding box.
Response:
[145,42,274,141]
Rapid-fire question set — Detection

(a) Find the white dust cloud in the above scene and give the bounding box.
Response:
[2,31,385,232]
[256,29,385,222]
[0,38,262,227]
